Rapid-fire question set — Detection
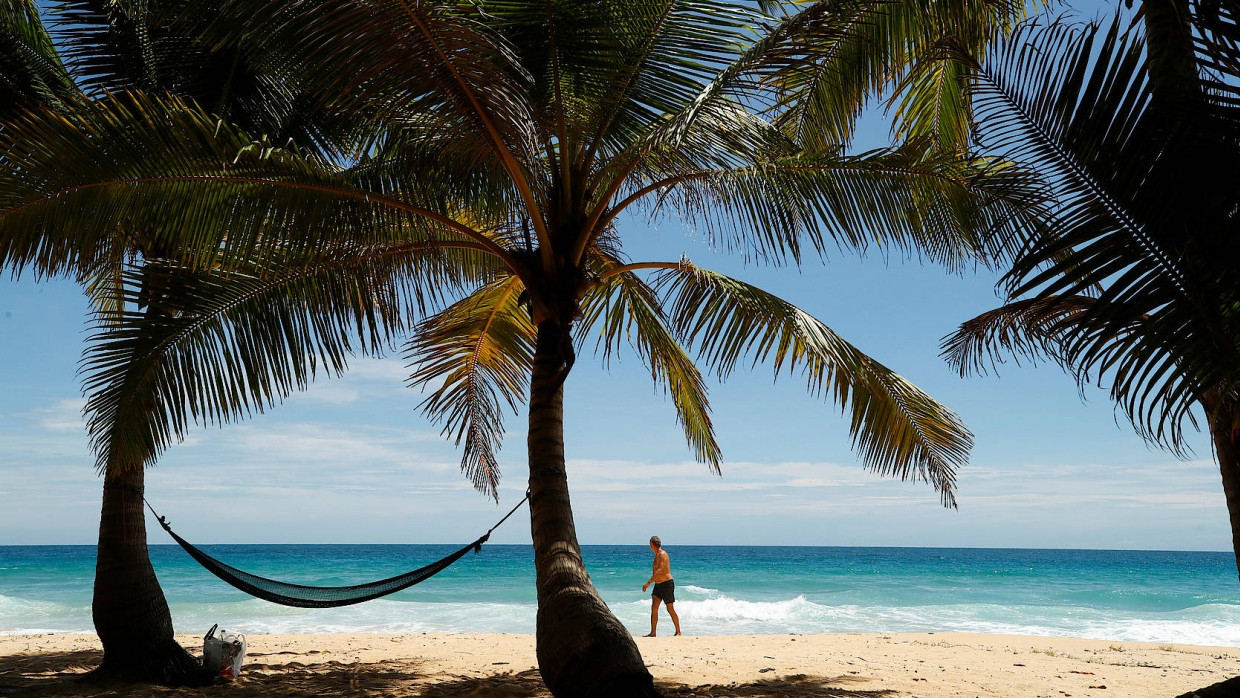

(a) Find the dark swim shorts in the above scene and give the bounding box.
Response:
[652,580,675,604]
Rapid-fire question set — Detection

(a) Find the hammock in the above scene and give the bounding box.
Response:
[146,496,527,609]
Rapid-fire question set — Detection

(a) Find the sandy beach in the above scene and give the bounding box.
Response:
[2,631,1236,696]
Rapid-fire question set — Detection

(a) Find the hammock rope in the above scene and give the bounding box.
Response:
[145,494,528,609]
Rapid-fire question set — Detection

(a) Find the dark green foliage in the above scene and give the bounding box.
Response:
[946,6,1240,452]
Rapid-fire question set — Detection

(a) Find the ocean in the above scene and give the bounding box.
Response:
[3,545,1239,646]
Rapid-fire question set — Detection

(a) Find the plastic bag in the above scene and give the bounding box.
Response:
[203,623,246,679]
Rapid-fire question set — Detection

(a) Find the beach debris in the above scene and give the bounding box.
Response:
[1089,685,1107,689]
[1068,670,1095,674]
[493,661,510,665]
[759,667,774,673]
[1013,663,1026,666]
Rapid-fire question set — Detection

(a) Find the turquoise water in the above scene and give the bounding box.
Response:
[3,545,1239,645]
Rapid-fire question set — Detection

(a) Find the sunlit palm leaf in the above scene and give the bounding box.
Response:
[407,275,535,498]
[760,0,1029,151]
[655,263,971,506]
[887,39,973,150]
[579,260,721,470]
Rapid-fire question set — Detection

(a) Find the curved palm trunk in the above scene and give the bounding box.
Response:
[91,464,203,684]
[527,319,659,697]
[1205,395,1240,581]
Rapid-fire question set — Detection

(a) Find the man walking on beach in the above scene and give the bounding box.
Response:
[641,535,681,637]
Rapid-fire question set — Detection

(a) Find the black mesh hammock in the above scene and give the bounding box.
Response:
[145,496,527,609]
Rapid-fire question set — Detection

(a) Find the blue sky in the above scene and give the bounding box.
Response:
[0,218,1226,548]
[1,0,1228,550]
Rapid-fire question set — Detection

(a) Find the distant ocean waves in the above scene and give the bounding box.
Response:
[3,545,1239,646]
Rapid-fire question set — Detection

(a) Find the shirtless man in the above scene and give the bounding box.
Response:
[641,535,681,637]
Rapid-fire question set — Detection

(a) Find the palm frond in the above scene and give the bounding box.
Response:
[1191,0,1240,79]
[0,91,515,279]
[191,0,545,225]
[49,0,366,158]
[625,140,1043,270]
[494,1,759,167]
[81,247,432,473]
[970,16,1162,295]
[0,0,76,121]
[969,12,1240,451]
[941,295,1097,379]
[407,275,535,498]
[886,39,973,151]
[655,262,971,507]
[579,258,720,470]
[941,294,1206,456]
[761,0,1029,151]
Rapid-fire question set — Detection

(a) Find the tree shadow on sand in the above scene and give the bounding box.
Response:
[0,650,898,697]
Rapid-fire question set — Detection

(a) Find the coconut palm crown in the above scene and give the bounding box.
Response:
[0,0,1042,694]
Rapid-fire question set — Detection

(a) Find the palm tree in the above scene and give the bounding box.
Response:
[941,1,1240,574]
[0,0,373,681]
[1,1,1040,693]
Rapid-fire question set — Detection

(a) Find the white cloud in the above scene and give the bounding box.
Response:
[27,398,87,432]
[287,357,417,405]
[0,393,1232,549]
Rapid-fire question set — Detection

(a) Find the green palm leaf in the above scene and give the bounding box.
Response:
[80,247,438,473]
[0,0,76,121]
[623,140,1040,270]
[655,262,971,506]
[759,0,1029,151]
[580,259,720,470]
[407,275,535,498]
[0,91,514,278]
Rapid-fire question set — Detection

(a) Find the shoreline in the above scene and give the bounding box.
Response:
[3,631,1237,696]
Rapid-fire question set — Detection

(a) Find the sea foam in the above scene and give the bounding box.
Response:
[4,545,1238,646]
[0,593,92,635]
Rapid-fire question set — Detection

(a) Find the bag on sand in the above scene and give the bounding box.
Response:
[203,624,246,679]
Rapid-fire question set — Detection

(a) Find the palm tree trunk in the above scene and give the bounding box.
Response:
[91,464,204,684]
[1205,395,1240,581]
[527,319,660,697]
